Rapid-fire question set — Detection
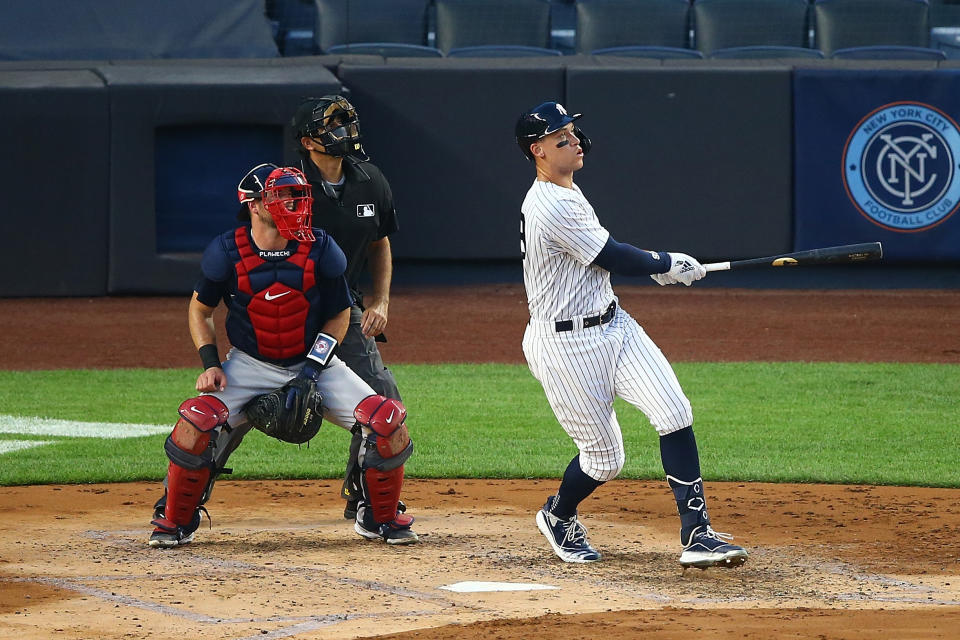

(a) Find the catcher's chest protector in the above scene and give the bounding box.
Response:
[229,228,317,360]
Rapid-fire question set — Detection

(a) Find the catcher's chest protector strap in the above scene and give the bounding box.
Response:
[161,396,229,527]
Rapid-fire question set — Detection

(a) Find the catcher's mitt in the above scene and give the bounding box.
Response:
[244,377,324,444]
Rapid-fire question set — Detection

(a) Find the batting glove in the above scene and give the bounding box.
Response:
[664,252,707,286]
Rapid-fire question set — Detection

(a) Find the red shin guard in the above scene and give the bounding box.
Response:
[363,466,413,525]
[160,396,228,527]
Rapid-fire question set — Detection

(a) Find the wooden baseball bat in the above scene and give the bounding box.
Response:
[703,242,883,272]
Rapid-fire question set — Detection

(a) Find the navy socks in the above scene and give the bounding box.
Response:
[660,426,711,539]
[551,454,604,520]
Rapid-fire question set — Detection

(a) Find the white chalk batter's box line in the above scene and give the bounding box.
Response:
[0,415,168,454]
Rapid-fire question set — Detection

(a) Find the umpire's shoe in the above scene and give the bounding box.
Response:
[354,504,419,545]
[536,496,601,563]
[678,525,748,569]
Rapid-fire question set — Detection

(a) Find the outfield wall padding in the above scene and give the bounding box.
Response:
[103,63,340,294]
[0,70,109,296]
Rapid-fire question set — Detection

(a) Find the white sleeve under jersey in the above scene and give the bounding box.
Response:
[521,179,615,322]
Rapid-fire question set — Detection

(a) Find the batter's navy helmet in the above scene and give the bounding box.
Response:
[515,101,583,161]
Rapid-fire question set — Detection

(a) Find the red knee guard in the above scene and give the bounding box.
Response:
[158,396,228,528]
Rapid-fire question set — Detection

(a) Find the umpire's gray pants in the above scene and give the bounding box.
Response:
[339,305,401,401]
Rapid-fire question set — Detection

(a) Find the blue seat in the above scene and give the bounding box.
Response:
[0,0,279,60]
[710,45,825,59]
[813,0,931,56]
[435,0,552,55]
[326,43,443,57]
[831,44,946,59]
[575,0,692,54]
[692,0,811,55]
[591,45,704,59]
[315,0,432,54]
[447,45,561,57]
[267,0,318,55]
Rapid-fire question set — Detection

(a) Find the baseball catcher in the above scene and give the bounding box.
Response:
[148,163,418,548]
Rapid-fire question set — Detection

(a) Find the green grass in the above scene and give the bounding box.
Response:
[0,363,956,486]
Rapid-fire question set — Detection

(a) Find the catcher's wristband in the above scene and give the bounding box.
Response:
[305,332,338,369]
[198,344,221,370]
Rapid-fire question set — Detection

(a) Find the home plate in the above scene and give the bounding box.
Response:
[439,581,559,593]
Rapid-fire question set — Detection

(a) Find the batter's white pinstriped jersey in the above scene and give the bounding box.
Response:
[521,180,614,321]
[521,179,693,482]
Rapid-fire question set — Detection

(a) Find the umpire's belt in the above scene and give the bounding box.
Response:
[555,301,616,332]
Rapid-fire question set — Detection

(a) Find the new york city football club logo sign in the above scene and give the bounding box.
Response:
[843,101,960,232]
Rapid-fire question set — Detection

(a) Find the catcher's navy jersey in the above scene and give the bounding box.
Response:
[195,225,352,366]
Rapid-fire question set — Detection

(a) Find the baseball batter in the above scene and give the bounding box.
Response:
[148,163,417,548]
[515,101,747,568]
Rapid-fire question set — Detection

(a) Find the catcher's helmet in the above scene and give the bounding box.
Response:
[237,164,315,242]
[515,101,591,161]
[292,95,368,161]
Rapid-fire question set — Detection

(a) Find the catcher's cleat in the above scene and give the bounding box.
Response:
[148,525,195,548]
[345,498,405,520]
[354,504,418,545]
[147,507,207,549]
[678,525,748,569]
[535,496,601,563]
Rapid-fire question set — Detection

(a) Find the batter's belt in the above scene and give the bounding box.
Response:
[554,301,616,332]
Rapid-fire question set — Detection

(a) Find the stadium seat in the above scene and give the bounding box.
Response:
[813,0,931,56]
[315,0,432,54]
[0,0,279,60]
[435,0,553,55]
[831,44,946,59]
[267,0,318,55]
[709,45,825,59]
[326,42,442,57]
[692,0,811,55]
[591,45,704,59]
[447,45,562,57]
[575,0,692,54]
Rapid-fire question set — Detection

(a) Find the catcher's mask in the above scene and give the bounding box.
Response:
[293,95,369,161]
[514,101,591,161]
[261,167,315,242]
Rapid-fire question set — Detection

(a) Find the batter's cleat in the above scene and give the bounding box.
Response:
[679,525,748,569]
[535,497,601,563]
[354,504,419,545]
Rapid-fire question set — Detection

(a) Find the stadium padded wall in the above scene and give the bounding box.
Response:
[0,70,109,296]
[103,62,341,294]
[2,58,957,296]
[566,65,794,260]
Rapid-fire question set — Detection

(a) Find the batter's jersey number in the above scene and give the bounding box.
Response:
[520,213,526,259]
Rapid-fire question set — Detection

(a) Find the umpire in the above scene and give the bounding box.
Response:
[292,95,402,518]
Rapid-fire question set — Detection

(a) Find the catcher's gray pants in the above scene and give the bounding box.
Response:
[339,305,401,401]
[203,347,375,469]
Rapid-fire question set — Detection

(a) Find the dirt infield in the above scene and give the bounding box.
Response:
[1,287,958,639]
